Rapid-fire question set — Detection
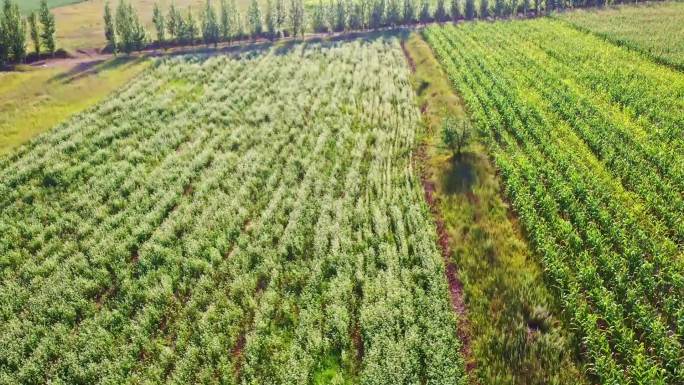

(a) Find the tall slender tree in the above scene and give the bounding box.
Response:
[202,0,220,46]
[311,0,326,32]
[480,0,489,17]
[465,0,475,19]
[0,2,6,65]
[369,0,384,28]
[104,1,116,50]
[419,0,430,23]
[3,0,26,63]
[450,0,461,20]
[185,7,197,44]
[334,0,347,31]
[265,0,276,38]
[28,11,40,56]
[386,0,401,26]
[349,1,363,29]
[494,0,504,16]
[435,0,447,21]
[275,0,286,36]
[115,0,131,51]
[233,2,244,39]
[167,3,179,42]
[116,1,146,52]
[152,2,165,45]
[247,0,262,38]
[403,0,416,23]
[220,0,232,40]
[39,0,55,56]
[289,0,304,37]
[130,5,146,50]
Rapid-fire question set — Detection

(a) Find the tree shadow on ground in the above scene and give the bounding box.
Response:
[48,56,141,84]
[439,151,478,195]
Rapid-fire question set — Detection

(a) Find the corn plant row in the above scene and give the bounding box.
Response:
[425,20,683,385]
[0,38,467,384]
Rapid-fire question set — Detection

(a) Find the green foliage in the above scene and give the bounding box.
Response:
[441,116,470,157]
[183,6,198,44]
[349,0,363,29]
[434,0,447,21]
[38,0,55,55]
[386,0,400,26]
[265,0,276,38]
[274,0,286,36]
[311,0,327,32]
[166,2,180,42]
[1,0,27,63]
[465,0,474,19]
[202,0,220,46]
[369,0,384,28]
[233,3,245,38]
[419,0,430,23]
[494,0,504,17]
[103,1,116,49]
[28,11,40,55]
[403,0,415,23]
[152,2,165,44]
[114,0,145,53]
[219,0,231,40]
[450,0,460,20]
[247,0,262,37]
[405,32,588,385]
[559,2,684,71]
[333,0,346,31]
[479,0,488,17]
[288,0,304,36]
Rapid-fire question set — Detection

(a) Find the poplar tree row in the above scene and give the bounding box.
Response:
[105,0,304,52]
[0,0,55,66]
[103,0,635,54]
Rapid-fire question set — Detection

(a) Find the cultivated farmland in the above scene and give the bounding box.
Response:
[0,38,466,384]
[559,1,684,70]
[425,18,684,385]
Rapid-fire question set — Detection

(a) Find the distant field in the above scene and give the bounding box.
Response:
[18,0,85,13]
[559,1,684,69]
[0,58,148,154]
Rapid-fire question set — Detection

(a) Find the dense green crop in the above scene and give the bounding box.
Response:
[425,19,684,385]
[558,1,684,70]
[0,38,466,384]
